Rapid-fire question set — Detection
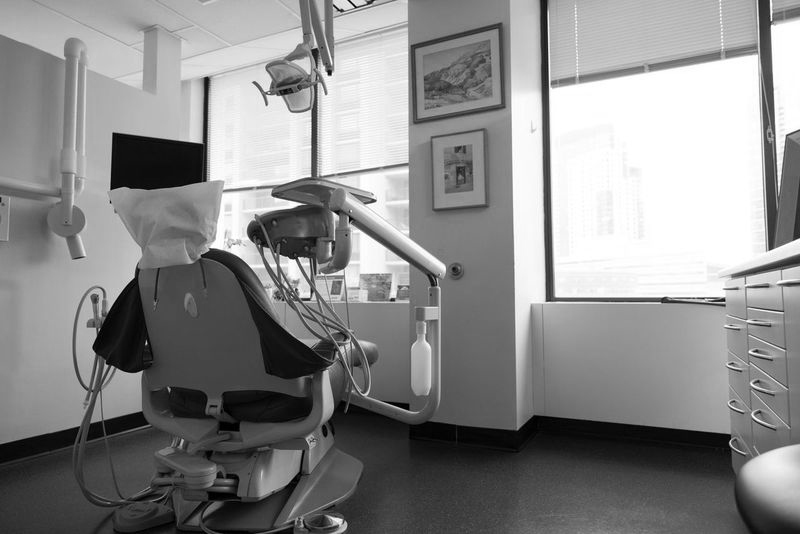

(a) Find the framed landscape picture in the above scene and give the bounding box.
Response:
[411,24,504,123]
[431,129,488,210]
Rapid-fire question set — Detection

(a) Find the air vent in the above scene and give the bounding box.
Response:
[333,0,375,13]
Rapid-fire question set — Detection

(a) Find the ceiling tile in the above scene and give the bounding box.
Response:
[175,26,228,57]
[155,0,301,45]
[0,0,143,79]
[32,0,193,46]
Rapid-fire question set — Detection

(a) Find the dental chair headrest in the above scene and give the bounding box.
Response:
[109,181,224,269]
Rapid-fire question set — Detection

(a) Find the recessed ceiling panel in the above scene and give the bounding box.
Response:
[33,0,193,45]
[156,0,301,45]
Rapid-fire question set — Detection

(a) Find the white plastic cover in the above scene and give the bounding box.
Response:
[109,181,224,269]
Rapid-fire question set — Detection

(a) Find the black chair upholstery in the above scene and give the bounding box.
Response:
[735,444,800,533]
[164,248,377,423]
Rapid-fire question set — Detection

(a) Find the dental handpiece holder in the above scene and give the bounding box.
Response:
[251,178,446,425]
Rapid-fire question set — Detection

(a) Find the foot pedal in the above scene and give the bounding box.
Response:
[294,512,348,533]
[112,502,174,533]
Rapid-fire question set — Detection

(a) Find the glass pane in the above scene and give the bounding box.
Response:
[772,19,800,183]
[550,57,765,298]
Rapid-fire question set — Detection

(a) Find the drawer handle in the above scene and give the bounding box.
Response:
[745,282,771,289]
[727,399,746,414]
[751,409,778,431]
[723,286,741,291]
[746,319,772,327]
[750,379,776,396]
[723,324,742,331]
[729,437,748,456]
[726,361,745,372]
[748,348,775,361]
[777,279,800,287]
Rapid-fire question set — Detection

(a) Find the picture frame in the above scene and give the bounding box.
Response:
[411,23,505,123]
[431,129,488,210]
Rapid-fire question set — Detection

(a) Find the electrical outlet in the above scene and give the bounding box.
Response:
[0,196,9,241]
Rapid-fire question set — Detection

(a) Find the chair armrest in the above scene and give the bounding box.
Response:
[215,369,335,451]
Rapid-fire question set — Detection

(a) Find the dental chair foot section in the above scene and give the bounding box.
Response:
[112,420,360,533]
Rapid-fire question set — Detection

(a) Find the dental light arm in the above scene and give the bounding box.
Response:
[329,188,445,424]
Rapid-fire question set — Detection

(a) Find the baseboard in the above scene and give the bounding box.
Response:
[534,416,730,449]
[0,412,148,464]
[409,415,538,452]
[409,416,730,452]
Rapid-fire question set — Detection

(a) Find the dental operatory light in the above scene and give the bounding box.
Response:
[252,0,334,113]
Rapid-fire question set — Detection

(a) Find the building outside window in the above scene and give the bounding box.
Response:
[208,26,409,300]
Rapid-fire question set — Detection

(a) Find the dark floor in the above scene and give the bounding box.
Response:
[0,412,748,534]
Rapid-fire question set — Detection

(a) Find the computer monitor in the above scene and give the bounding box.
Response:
[110,133,205,190]
[773,129,800,249]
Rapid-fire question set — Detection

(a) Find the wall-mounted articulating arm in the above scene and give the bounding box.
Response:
[0,38,88,259]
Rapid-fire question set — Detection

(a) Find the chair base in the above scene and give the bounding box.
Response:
[175,447,363,532]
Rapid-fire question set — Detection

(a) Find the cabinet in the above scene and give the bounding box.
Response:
[721,248,800,473]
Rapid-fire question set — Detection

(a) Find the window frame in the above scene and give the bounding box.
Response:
[541,0,782,302]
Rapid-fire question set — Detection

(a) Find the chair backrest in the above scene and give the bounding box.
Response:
[138,254,312,410]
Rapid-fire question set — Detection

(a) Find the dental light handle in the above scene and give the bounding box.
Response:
[411,320,432,396]
[329,188,446,280]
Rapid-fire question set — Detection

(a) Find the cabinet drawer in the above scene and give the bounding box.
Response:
[745,271,783,311]
[749,363,790,425]
[747,335,788,387]
[779,265,800,291]
[729,387,752,445]
[724,276,746,319]
[751,394,791,455]
[726,352,750,403]
[746,308,786,349]
[729,435,752,474]
[724,315,748,359]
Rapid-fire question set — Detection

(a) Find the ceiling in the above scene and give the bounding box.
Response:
[0,0,407,87]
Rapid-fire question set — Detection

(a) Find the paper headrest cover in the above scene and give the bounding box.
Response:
[109,181,224,269]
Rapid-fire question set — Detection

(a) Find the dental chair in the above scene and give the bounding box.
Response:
[100,178,444,533]
[134,248,375,532]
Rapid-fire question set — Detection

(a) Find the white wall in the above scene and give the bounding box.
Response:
[0,34,183,444]
[533,303,730,434]
[408,0,541,431]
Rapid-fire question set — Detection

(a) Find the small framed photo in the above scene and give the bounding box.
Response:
[411,23,505,123]
[314,275,344,301]
[431,129,488,210]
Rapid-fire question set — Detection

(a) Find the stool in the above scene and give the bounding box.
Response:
[735,444,800,533]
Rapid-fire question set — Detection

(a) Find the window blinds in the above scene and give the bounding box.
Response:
[773,0,800,22]
[208,65,311,189]
[548,0,758,87]
[317,27,408,176]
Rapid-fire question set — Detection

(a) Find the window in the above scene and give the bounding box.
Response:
[545,0,766,299]
[208,27,409,298]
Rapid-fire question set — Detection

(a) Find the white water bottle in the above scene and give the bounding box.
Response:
[411,320,432,396]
